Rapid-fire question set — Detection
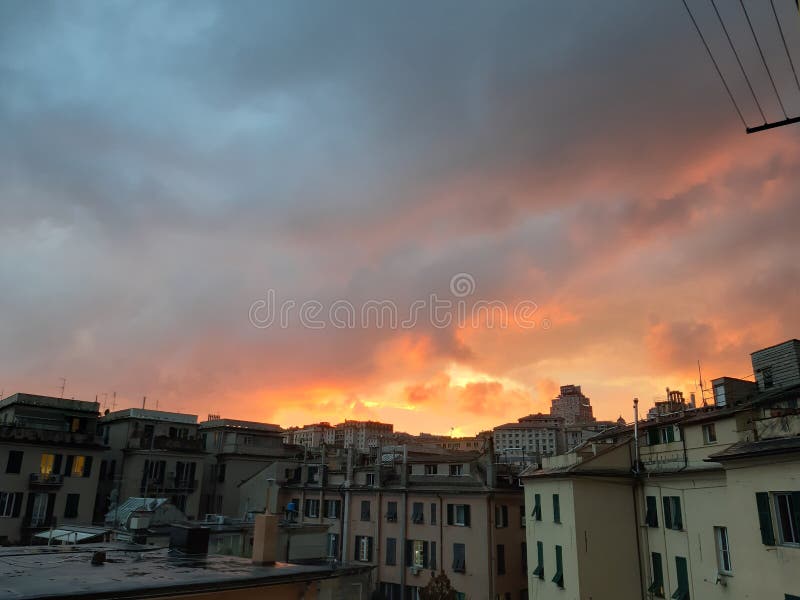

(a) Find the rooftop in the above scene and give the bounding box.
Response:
[101,408,197,425]
[199,418,282,432]
[0,393,99,414]
[0,544,368,600]
[708,435,800,462]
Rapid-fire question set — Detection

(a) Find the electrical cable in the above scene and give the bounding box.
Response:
[682,0,749,129]
[711,0,767,123]
[769,0,800,95]
[739,0,789,118]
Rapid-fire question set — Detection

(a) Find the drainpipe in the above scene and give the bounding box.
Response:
[633,398,640,476]
[400,445,408,593]
[342,447,353,564]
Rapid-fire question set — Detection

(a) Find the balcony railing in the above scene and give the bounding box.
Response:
[22,516,57,529]
[29,473,64,487]
[127,435,204,452]
[0,426,101,446]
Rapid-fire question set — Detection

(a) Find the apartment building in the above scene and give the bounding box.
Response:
[522,339,800,600]
[550,385,595,425]
[494,413,566,459]
[97,408,206,521]
[0,393,107,544]
[287,420,394,451]
[198,417,290,517]
[284,422,335,448]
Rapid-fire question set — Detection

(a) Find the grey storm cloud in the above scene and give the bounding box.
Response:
[1,0,799,423]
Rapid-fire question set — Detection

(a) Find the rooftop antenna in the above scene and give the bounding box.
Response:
[142,395,147,410]
[111,392,117,411]
[697,360,707,406]
[58,378,67,399]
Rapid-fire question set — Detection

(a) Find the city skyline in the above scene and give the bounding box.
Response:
[2,1,800,437]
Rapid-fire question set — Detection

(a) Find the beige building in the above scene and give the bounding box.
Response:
[98,408,206,520]
[198,417,290,518]
[0,393,107,544]
[494,413,566,460]
[523,339,800,600]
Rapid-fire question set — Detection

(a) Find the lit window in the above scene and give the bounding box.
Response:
[413,540,425,567]
[40,454,55,476]
[72,456,86,477]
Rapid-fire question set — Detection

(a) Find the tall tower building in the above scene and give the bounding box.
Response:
[550,384,595,425]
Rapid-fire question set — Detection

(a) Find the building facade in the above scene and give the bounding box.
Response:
[0,393,107,544]
[549,385,595,426]
[97,408,206,521]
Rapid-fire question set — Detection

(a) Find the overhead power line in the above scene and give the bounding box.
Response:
[682,0,800,134]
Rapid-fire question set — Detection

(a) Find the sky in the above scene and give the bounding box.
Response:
[2,1,800,436]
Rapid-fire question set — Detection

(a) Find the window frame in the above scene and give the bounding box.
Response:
[702,423,717,445]
[774,492,800,546]
[714,526,733,575]
[648,552,664,597]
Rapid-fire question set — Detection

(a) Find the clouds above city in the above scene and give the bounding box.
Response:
[2,0,799,433]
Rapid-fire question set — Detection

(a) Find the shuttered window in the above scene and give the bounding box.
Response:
[533,541,544,579]
[671,556,689,600]
[648,552,664,597]
[552,545,563,588]
[645,496,658,527]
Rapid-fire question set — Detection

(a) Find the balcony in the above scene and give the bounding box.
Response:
[22,516,58,530]
[127,435,205,452]
[0,425,101,447]
[29,473,64,488]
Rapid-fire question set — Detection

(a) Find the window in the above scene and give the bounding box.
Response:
[412,502,424,524]
[552,545,563,588]
[424,464,437,475]
[660,426,676,444]
[702,423,717,444]
[431,503,437,525]
[521,542,527,574]
[495,504,508,528]
[645,495,659,527]
[304,499,320,518]
[533,541,544,579]
[759,366,774,389]
[355,535,373,562]
[430,541,437,570]
[327,533,339,558]
[412,539,427,568]
[40,454,55,476]
[361,500,371,521]
[386,537,397,565]
[366,473,376,486]
[0,492,22,518]
[452,543,466,572]
[6,451,22,474]
[663,496,683,530]
[714,526,732,574]
[532,494,541,521]
[70,455,90,477]
[324,499,341,518]
[553,494,560,523]
[648,552,664,597]
[775,492,800,545]
[386,501,398,522]
[64,494,80,519]
[673,556,689,600]
[497,544,506,575]
[447,503,471,526]
[449,464,463,476]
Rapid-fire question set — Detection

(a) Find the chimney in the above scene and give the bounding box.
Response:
[251,513,280,566]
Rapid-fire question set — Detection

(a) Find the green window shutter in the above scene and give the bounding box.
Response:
[533,494,541,520]
[552,545,563,588]
[672,497,683,530]
[647,429,660,445]
[755,492,775,545]
[645,496,658,527]
[553,494,560,523]
[463,505,471,527]
[666,426,675,443]
[662,496,672,530]
[672,556,689,600]
[430,541,436,570]
[534,541,544,578]
[447,503,454,525]
[648,552,664,597]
